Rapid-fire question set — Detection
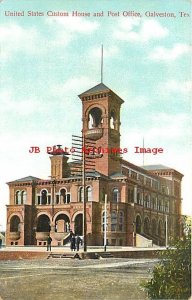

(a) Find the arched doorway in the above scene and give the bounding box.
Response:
[37,215,50,232]
[74,214,83,235]
[55,214,70,233]
[10,215,21,232]
[144,217,150,235]
[135,215,142,234]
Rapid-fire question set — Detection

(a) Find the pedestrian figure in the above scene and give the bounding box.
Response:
[76,235,82,251]
[47,236,52,251]
[70,234,76,251]
[69,229,74,241]
[0,238,2,249]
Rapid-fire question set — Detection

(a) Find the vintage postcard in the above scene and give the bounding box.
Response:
[0,0,191,299]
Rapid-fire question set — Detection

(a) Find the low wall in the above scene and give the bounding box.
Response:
[0,251,48,260]
[80,249,160,259]
[0,249,163,260]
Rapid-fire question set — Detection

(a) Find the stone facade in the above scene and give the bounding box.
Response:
[6,83,183,247]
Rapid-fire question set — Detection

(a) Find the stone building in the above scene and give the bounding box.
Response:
[6,83,183,247]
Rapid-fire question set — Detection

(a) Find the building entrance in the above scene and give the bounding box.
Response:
[74,214,83,235]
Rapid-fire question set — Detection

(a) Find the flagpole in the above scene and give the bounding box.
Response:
[143,137,145,166]
[101,44,103,83]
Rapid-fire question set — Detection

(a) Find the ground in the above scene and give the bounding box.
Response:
[0,258,158,300]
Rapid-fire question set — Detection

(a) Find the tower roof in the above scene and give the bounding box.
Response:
[79,83,110,97]
[7,176,41,184]
[78,82,124,103]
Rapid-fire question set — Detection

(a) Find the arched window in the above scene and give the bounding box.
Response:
[20,191,27,204]
[79,187,83,202]
[41,190,48,205]
[88,107,102,129]
[15,191,20,205]
[60,188,71,204]
[111,211,117,231]
[60,188,66,204]
[136,215,142,234]
[112,188,119,203]
[119,211,124,231]
[86,186,92,201]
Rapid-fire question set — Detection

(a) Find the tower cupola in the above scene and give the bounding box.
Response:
[78,83,124,176]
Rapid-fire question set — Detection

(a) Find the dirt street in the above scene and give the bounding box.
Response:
[0,258,158,300]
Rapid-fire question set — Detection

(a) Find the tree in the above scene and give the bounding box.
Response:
[142,220,191,299]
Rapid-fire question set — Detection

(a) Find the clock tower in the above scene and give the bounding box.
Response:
[78,82,124,176]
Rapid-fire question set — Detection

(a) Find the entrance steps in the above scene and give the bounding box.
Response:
[47,253,81,259]
[136,234,153,247]
[98,252,114,259]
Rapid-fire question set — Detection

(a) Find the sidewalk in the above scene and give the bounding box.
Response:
[1,245,166,252]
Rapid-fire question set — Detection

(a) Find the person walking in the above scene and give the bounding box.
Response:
[69,229,73,240]
[76,235,82,251]
[0,238,2,249]
[70,234,76,251]
[47,236,52,251]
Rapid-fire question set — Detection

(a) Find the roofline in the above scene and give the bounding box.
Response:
[121,159,171,182]
[142,166,184,178]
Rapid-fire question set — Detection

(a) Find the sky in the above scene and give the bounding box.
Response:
[0,0,191,230]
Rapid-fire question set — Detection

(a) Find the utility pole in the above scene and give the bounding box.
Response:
[132,221,136,247]
[104,194,107,252]
[82,134,87,252]
[71,135,96,252]
[165,215,168,248]
[49,176,56,232]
